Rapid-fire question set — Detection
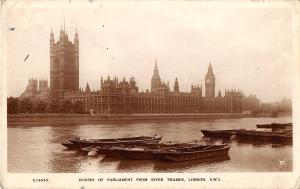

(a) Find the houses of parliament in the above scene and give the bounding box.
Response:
[21,28,260,114]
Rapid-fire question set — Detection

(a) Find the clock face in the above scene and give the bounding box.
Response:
[206,79,210,84]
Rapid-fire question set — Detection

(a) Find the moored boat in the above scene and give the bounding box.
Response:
[98,143,230,161]
[154,144,230,162]
[61,141,79,149]
[95,143,199,158]
[61,135,162,149]
[236,130,292,144]
[115,147,155,160]
[256,123,292,129]
[201,129,245,139]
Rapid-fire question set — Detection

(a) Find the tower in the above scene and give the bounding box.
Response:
[217,90,221,98]
[174,78,179,93]
[151,59,162,92]
[39,79,49,92]
[28,78,38,94]
[85,82,91,93]
[200,84,202,97]
[74,29,79,92]
[205,63,215,98]
[50,27,79,99]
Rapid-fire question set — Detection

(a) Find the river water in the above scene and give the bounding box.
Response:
[8,115,292,173]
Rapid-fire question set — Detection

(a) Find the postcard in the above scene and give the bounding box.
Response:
[1,0,299,188]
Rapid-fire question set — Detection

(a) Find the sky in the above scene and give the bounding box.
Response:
[5,1,296,102]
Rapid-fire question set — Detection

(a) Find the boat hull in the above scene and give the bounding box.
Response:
[62,136,162,149]
[155,146,230,162]
[61,142,79,149]
[115,144,230,161]
[256,123,292,129]
[236,132,292,144]
[201,129,241,139]
[122,149,156,160]
[96,143,197,158]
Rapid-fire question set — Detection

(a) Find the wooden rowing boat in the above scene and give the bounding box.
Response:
[154,144,230,162]
[61,135,162,149]
[256,123,292,129]
[236,130,292,144]
[95,143,198,158]
[201,129,245,139]
[96,143,230,162]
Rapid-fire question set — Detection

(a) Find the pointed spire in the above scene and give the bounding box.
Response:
[152,58,160,79]
[207,62,214,75]
[218,90,221,97]
[74,28,79,43]
[63,14,65,33]
[59,25,65,40]
[154,58,159,72]
[174,77,179,93]
[85,82,91,92]
[151,58,162,92]
[50,29,54,42]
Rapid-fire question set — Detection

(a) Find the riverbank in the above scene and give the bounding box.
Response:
[7,113,252,126]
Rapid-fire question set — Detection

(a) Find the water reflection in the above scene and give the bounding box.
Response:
[117,160,154,172]
[100,156,122,163]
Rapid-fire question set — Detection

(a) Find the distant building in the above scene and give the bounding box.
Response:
[241,94,261,113]
[20,78,50,100]
[260,98,292,113]
[277,98,292,112]
[20,28,261,114]
[50,28,79,99]
[64,62,255,114]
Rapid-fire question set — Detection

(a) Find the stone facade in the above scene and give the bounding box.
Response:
[63,63,256,114]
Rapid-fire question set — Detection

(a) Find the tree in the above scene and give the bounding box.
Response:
[59,100,73,113]
[7,97,19,114]
[73,100,85,114]
[19,97,33,113]
[33,100,47,113]
[47,100,59,113]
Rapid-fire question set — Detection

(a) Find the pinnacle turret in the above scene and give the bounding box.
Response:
[151,59,163,92]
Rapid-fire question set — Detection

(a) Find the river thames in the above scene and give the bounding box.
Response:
[8,115,292,173]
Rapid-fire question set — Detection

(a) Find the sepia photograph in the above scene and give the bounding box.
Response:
[1,0,299,188]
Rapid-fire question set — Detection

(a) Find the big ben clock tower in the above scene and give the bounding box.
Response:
[205,63,215,98]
